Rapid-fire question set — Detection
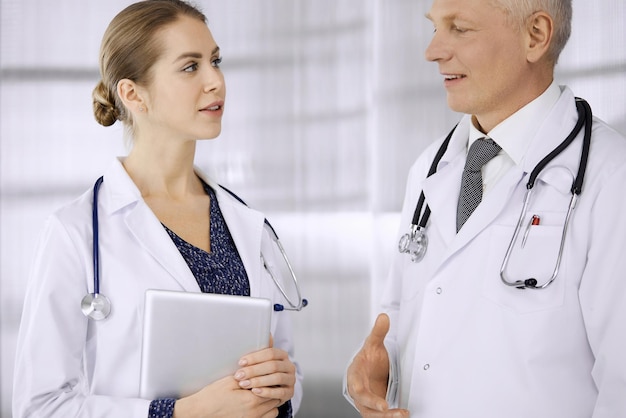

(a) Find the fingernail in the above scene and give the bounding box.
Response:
[239,380,251,388]
[252,388,262,394]
[238,358,248,366]
[234,371,245,380]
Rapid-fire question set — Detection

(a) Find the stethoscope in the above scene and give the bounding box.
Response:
[219,185,308,311]
[81,178,308,321]
[398,98,592,290]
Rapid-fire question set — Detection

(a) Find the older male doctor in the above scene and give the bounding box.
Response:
[345,0,626,417]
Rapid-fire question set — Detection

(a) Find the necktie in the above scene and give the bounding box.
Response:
[456,138,501,232]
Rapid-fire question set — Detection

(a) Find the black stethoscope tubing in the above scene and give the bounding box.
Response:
[528,98,591,194]
[408,98,591,232]
[410,126,455,229]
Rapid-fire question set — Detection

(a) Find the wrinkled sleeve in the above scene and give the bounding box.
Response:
[12,215,151,418]
[579,161,626,418]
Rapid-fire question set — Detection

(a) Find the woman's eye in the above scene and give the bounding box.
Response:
[183,62,198,72]
[211,57,222,68]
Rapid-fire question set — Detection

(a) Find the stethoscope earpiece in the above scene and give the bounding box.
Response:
[81,292,112,320]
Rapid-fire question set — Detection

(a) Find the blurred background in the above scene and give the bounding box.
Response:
[1,1,624,416]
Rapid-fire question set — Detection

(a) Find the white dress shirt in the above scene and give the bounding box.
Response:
[468,81,561,195]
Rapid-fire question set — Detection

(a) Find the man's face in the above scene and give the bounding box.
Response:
[425,0,532,131]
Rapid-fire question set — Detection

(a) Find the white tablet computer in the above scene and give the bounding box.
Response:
[139,289,271,399]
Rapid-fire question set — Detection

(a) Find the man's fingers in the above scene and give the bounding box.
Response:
[355,390,388,412]
[359,406,410,418]
[348,370,388,412]
[347,313,393,415]
[368,313,390,344]
[385,408,411,418]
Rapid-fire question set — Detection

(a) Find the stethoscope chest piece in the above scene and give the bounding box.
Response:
[81,292,112,321]
[398,225,428,263]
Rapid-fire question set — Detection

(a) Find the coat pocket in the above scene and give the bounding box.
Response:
[481,220,567,314]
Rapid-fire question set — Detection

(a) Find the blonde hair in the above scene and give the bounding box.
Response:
[92,0,206,130]
[491,0,572,64]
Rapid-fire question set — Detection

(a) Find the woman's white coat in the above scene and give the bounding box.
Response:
[13,159,303,417]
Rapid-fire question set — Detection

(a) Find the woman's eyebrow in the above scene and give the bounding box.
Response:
[173,46,220,63]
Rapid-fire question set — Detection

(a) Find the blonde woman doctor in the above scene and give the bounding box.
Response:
[13,1,301,417]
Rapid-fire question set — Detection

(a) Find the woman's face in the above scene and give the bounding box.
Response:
[139,15,226,142]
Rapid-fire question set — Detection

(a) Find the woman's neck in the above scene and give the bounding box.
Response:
[122,139,203,200]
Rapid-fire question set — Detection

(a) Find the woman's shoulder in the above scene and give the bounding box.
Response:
[48,185,94,234]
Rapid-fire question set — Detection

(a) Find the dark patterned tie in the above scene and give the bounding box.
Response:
[456,138,501,232]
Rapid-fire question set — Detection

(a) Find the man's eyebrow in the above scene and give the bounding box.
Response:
[424,12,464,23]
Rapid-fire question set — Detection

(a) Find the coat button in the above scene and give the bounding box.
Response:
[436,287,442,294]
[423,364,430,370]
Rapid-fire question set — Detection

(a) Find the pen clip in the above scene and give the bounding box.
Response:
[521,214,540,248]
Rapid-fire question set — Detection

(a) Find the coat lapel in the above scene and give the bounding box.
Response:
[420,118,468,247]
[421,156,463,246]
[450,167,524,251]
[100,160,266,294]
[422,140,524,264]
[103,159,200,292]
[124,202,200,291]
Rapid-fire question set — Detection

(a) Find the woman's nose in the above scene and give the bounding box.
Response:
[203,66,224,93]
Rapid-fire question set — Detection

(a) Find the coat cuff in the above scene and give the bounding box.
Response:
[342,338,399,411]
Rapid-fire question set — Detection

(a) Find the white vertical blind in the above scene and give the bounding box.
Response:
[1,1,624,416]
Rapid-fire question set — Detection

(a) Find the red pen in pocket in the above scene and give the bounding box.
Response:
[521,214,540,248]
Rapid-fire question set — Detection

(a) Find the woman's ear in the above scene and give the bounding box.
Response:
[117,79,146,114]
[525,11,554,64]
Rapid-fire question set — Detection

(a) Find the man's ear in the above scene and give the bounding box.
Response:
[525,11,554,64]
[117,78,146,114]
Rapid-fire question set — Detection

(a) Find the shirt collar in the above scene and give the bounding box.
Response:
[467,81,562,165]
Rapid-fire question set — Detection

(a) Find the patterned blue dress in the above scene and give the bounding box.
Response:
[148,183,292,418]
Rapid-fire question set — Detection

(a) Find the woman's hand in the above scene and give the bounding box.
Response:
[172,335,295,417]
[233,335,296,407]
[173,375,281,418]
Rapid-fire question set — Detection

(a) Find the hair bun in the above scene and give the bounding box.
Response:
[92,80,119,127]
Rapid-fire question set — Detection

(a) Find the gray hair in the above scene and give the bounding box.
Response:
[491,0,572,63]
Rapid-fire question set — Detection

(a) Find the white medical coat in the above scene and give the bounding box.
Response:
[13,159,303,418]
[380,87,626,417]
